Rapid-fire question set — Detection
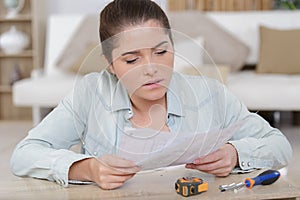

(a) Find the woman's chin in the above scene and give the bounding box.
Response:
[132,88,167,101]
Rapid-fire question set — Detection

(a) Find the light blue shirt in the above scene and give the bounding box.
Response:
[10,70,292,187]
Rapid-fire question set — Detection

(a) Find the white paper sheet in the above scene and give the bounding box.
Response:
[116,121,244,170]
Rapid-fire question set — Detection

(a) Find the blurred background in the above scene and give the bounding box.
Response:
[0,0,300,189]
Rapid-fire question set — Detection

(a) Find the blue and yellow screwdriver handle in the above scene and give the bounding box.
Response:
[244,170,281,189]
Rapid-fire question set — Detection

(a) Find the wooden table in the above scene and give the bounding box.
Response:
[1,166,300,200]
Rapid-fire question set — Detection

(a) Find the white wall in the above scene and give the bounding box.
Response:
[46,0,167,15]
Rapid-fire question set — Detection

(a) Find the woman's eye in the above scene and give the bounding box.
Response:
[126,58,138,64]
[155,49,167,55]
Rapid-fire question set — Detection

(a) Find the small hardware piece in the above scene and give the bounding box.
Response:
[219,182,245,192]
[175,177,208,197]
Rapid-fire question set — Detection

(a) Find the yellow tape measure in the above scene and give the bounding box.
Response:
[175,177,208,197]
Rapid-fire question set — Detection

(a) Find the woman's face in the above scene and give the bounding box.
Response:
[110,20,174,102]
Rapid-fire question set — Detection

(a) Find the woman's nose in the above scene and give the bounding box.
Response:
[143,62,158,76]
[143,54,157,76]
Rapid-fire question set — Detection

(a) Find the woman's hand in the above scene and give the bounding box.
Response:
[185,143,238,177]
[69,155,141,190]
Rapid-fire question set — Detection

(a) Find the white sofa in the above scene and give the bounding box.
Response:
[13,16,84,124]
[206,11,300,111]
[13,11,300,125]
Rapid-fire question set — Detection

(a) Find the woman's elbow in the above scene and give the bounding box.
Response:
[284,141,293,166]
[277,137,293,168]
[10,148,23,176]
[10,144,30,177]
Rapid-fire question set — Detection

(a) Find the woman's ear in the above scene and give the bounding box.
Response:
[109,64,116,74]
[103,55,116,74]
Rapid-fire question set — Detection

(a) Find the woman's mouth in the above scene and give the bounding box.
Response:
[142,79,164,89]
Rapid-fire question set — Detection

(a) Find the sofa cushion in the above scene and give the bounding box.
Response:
[227,71,300,111]
[13,73,77,107]
[173,35,204,72]
[178,65,230,84]
[168,11,249,72]
[69,43,109,75]
[257,26,300,74]
[55,15,108,75]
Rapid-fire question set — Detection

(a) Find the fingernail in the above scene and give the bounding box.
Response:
[193,160,199,164]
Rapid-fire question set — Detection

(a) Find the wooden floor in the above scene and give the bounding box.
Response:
[1,120,300,188]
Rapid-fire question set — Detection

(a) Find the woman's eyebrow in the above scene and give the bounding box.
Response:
[121,51,139,56]
[153,41,169,49]
[121,41,169,56]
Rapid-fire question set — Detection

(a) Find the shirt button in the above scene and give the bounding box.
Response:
[247,162,251,167]
[93,152,97,156]
[128,110,132,115]
[241,161,245,167]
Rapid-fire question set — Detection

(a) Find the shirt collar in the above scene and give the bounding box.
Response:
[167,73,185,117]
[109,74,132,112]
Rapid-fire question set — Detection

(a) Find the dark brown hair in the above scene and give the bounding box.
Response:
[100,0,173,63]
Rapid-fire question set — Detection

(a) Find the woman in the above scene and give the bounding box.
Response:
[11,0,292,190]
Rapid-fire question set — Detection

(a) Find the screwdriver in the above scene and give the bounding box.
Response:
[244,169,281,189]
[219,169,281,192]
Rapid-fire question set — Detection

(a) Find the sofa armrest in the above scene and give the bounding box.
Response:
[30,69,45,79]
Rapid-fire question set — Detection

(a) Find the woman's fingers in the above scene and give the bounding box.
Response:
[187,159,224,171]
[103,173,136,184]
[90,155,141,189]
[95,170,136,189]
[96,173,136,189]
[185,144,238,177]
[186,161,231,177]
[200,168,231,177]
[98,155,141,174]
[99,182,125,190]
[193,147,226,165]
[101,155,138,168]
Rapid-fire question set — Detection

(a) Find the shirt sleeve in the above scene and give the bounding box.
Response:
[224,87,293,171]
[10,75,94,187]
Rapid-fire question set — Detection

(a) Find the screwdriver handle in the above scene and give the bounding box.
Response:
[244,170,281,189]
